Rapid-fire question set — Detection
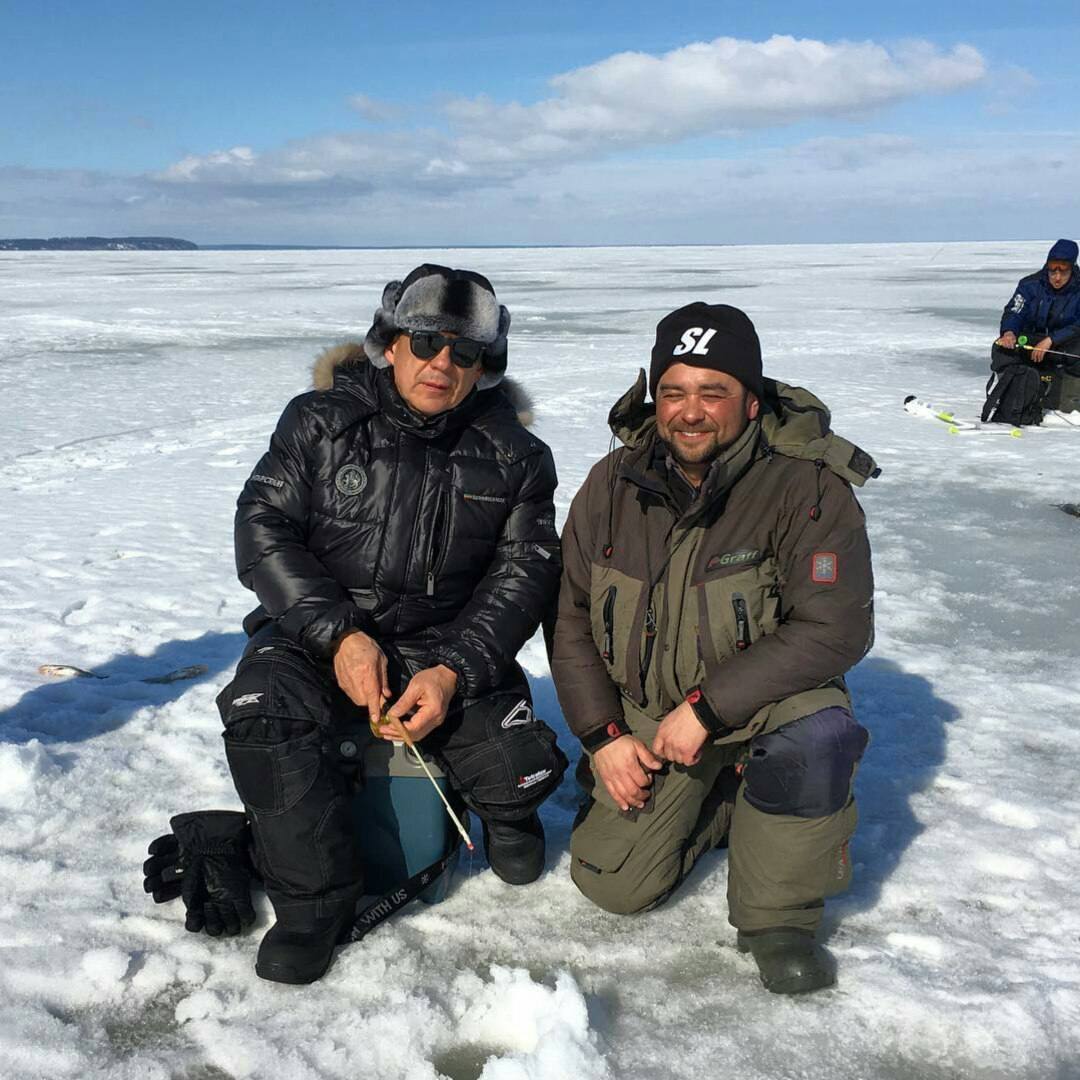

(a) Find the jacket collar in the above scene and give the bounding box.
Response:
[313,354,482,441]
[374,366,481,440]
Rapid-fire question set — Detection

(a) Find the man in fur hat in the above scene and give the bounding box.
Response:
[171,265,566,984]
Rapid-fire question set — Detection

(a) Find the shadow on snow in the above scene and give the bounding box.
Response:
[832,654,958,921]
[0,631,245,746]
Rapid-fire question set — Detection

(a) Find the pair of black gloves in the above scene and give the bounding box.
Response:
[142,811,257,937]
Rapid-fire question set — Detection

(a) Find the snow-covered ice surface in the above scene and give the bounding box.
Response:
[1,243,1078,1080]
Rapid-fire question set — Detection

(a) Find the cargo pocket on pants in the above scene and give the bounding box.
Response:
[223,727,324,816]
[570,805,639,877]
[569,806,651,913]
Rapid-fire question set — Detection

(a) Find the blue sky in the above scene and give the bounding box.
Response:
[1,1,1077,244]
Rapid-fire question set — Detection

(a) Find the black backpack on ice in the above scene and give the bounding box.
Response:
[982,354,1045,426]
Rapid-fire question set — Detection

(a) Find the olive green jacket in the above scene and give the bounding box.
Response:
[551,371,876,749]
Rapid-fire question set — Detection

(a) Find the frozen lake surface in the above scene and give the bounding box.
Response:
[1,243,1078,1079]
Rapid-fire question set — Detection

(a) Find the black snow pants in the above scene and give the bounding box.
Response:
[216,624,567,916]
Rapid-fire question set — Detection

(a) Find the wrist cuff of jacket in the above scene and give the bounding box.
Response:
[321,608,378,656]
[581,718,631,753]
[686,686,733,737]
[331,625,367,654]
[434,657,466,686]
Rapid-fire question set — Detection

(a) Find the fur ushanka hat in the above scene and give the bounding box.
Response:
[362,264,511,388]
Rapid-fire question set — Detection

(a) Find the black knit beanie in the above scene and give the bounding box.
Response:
[1047,238,1079,265]
[649,302,763,400]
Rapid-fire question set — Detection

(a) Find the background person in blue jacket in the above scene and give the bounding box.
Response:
[992,239,1080,412]
[995,239,1080,362]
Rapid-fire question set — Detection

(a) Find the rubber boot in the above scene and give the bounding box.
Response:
[736,929,835,995]
[255,894,358,985]
[483,812,545,885]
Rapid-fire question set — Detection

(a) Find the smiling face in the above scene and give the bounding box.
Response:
[654,363,760,484]
[384,331,484,416]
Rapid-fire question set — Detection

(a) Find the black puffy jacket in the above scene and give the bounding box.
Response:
[235,346,561,697]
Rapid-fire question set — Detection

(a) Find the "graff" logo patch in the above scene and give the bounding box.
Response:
[706,549,761,572]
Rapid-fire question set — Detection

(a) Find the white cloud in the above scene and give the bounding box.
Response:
[152,35,988,193]
[1,35,1022,243]
[347,93,404,124]
[983,64,1039,116]
[161,146,257,181]
[4,130,1077,247]
[442,36,986,164]
[425,158,469,176]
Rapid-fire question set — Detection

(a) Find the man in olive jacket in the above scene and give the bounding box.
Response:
[219,265,566,984]
[551,302,874,995]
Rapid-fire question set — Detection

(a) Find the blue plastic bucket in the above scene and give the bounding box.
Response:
[338,732,457,906]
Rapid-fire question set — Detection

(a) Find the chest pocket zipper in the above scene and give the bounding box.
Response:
[601,586,617,662]
[732,593,751,650]
[426,491,449,596]
[639,603,658,704]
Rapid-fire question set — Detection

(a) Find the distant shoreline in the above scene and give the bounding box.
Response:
[0,236,197,251]
[144,238,1062,251]
[200,243,725,250]
[1,238,1052,253]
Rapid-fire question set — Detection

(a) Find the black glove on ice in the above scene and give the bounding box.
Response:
[142,810,256,937]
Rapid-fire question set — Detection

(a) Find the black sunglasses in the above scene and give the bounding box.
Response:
[407,331,487,369]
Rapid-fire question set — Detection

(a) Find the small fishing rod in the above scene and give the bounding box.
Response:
[373,709,475,851]
[1006,335,1080,362]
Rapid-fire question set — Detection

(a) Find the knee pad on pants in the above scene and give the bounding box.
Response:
[742,706,868,818]
[216,636,336,743]
[218,636,339,813]
[435,693,568,822]
[218,636,359,895]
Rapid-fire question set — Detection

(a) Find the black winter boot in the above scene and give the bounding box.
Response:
[255,895,358,985]
[483,813,545,885]
[736,929,835,995]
